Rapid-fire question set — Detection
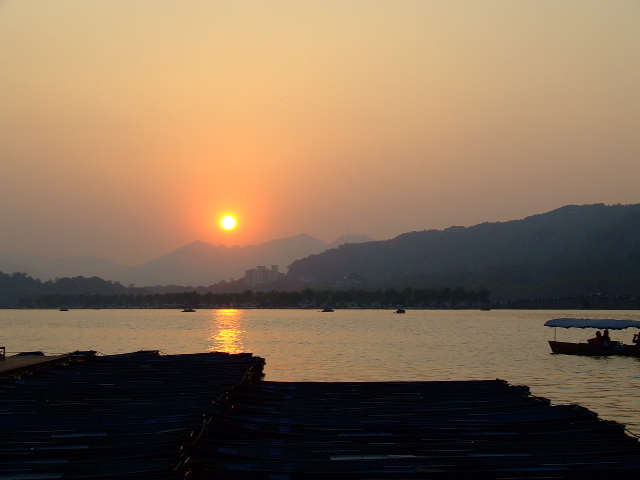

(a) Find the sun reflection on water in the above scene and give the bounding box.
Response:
[209,309,245,353]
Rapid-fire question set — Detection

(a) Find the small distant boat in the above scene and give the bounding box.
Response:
[545,318,640,357]
[320,307,334,312]
[394,308,406,314]
[59,308,69,312]
[182,308,196,313]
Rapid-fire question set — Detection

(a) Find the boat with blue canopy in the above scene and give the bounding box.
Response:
[544,318,640,357]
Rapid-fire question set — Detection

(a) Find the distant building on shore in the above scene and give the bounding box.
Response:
[244,265,283,288]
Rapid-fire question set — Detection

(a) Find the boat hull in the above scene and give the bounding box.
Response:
[549,341,640,357]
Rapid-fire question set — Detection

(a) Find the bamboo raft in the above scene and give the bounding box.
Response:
[2,354,640,479]
[183,380,640,480]
[0,350,265,480]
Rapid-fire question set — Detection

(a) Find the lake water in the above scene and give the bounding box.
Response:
[2,308,640,433]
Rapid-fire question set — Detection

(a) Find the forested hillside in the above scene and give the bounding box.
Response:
[286,204,640,301]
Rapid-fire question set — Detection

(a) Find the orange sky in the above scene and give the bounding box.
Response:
[1,1,639,265]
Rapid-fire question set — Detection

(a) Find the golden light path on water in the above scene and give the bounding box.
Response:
[208,308,245,354]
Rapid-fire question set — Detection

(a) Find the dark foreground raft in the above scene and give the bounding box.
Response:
[181,379,640,480]
[0,350,265,480]
[1,350,640,479]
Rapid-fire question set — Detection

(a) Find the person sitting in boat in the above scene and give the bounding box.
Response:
[633,333,640,345]
[589,331,604,347]
[602,329,611,348]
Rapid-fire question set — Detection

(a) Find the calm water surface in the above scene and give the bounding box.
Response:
[2,308,640,432]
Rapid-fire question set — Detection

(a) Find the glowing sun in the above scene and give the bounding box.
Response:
[221,215,237,230]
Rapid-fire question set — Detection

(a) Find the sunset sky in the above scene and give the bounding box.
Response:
[1,1,639,265]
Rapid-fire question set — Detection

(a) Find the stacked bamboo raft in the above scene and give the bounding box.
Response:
[0,351,265,480]
[182,380,640,479]
[3,354,640,479]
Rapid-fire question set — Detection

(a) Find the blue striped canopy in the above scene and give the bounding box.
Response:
[544,318,640,330]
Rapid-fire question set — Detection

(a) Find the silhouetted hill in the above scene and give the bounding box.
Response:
[6,204,639,302]
[286,204,640,301]
[0,234,374,288]
[117,234,330,286]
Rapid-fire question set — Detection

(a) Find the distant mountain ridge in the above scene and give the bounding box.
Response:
[3,203,639,302]
[0,234,374,287]
[285,203,640,301]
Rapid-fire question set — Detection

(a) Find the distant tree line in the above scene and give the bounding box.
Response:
[17,286,490,309]
[4,269,637,310]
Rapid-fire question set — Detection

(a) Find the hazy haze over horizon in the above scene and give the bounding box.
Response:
[1,1,639,265]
